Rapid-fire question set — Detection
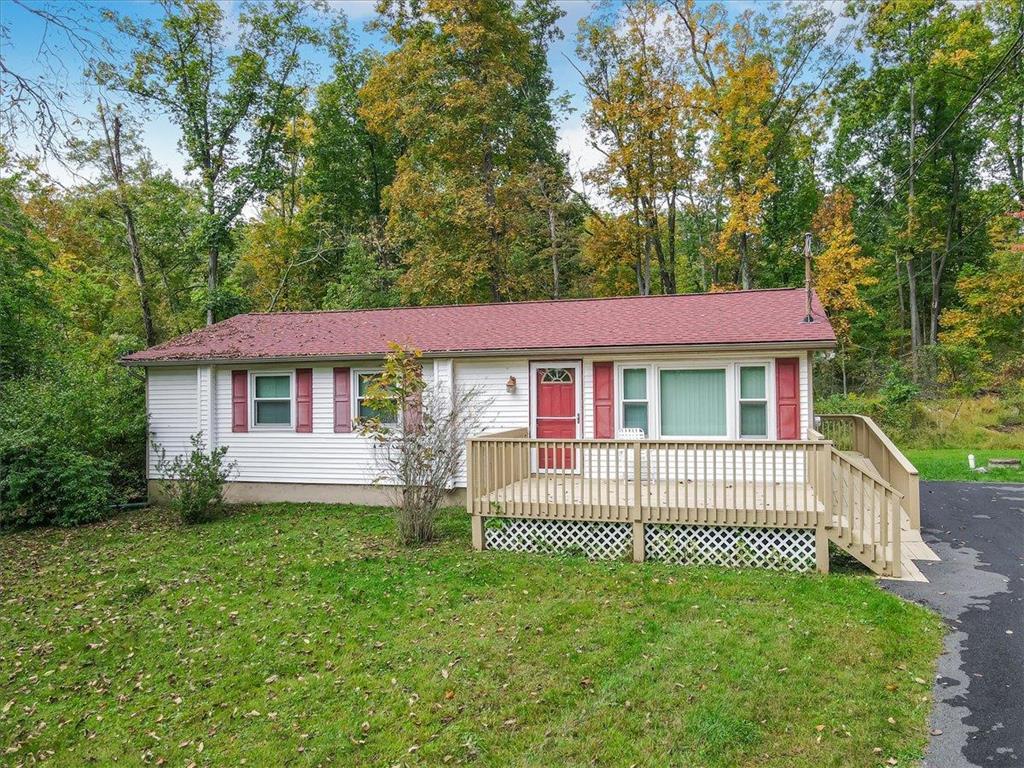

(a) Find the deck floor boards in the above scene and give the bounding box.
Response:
[480,476,823,522]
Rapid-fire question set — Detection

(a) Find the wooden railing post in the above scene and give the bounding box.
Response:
[467,439,484,551]
[891,491,902,578]
[632,440,644,562]
[468,438,483,552]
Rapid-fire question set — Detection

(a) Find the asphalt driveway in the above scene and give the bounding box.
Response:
[883,481,1023,767]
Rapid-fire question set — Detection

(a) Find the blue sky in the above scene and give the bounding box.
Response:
[3,0,604,181]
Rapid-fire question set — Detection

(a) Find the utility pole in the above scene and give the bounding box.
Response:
[803,232,814,323]
[906,47,922,380]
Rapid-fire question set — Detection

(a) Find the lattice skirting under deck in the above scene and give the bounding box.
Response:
[645,524,815,572]
[482,517,816,573]
[484,518,632,560]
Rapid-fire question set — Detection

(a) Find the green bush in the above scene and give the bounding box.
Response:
[0,434,113,527]
[154,434,236,524]
[0,344,145,528]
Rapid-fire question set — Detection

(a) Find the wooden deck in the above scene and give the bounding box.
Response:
[467,428,924,578]
[477,476,823,527]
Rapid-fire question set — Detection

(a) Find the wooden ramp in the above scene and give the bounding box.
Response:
[830,451,937,581]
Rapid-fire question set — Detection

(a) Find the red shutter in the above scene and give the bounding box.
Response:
[403,390,423,434]
[775,358,801,440]
[333,367,351,433]
[295,368,313,433]
[593,361,614,439]
[402,367,425,433]
[231,370,248,433]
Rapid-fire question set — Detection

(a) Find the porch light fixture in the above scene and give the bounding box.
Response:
[506,376,517,393]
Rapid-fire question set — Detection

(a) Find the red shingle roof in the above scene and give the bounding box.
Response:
[122,288,835,364]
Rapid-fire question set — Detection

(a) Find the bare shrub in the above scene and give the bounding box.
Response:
[358,344,485,545]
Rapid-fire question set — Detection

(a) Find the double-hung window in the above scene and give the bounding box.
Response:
[620,367,649,436]
[252,373,292,427]
[659,368,727,437]
[355,371,399,424]
[738,365,768,438]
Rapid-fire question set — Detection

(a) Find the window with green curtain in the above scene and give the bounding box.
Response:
[739,366,765,399]
[623,368,646,399]
[256,401,291,424]
[740,403,767,436]
[255,375,290,399]
[357,372,398,424]
[621,368,648,434]
[738,366,767,438]
[253,374,291,425]
[659,369,727,436]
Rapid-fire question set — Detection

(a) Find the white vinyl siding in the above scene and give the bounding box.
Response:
[450,358,531,486]
[145,349,813,491]
[147,367,199,477]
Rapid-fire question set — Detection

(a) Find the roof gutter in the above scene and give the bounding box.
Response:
[121,339,836,367]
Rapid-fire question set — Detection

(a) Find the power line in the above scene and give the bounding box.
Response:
[852,29,1023,227]
[889,29,1023,195]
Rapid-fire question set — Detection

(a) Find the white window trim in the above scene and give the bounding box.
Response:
[606,359,780,441]
[250,370,295,431]
[352,368,401,426]
[736,362,774,440]
[614,364,652,438]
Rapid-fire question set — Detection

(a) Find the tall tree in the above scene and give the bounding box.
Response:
[96,104,155,345]
[578,0,698,295]
[0,158,55,380]
[836,0,1008,380]
[306,22,400,308]
[360,0,569,304]
[98,0,324,324]
[669,0,846,289]
[812,187,878,394]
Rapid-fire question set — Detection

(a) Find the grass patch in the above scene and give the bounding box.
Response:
[904,448,1024,483]
[1,504,943,767]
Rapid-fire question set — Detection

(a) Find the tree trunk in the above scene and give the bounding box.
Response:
[640,196,668,293]
[547,202,559,299]
[664,191,677,294]
[99,105,156,345]
[207,243,218,326]
[930,153,958,345]
[739,231,752,289]
[632,200,650,295]
[483,148,500,302]
[841,348,848,397]
[906,65,918,376]
[205,175,218,326]
[906,256,922,365]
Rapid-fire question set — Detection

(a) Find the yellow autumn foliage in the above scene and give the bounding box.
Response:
[811,187,878,343]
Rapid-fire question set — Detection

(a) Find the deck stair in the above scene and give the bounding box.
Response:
[467,418,930,578]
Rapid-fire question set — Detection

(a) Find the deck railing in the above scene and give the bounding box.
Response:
[467,435,831,526]
[817,414,920,528]
[466,432,904,576]
[826,448,903,576]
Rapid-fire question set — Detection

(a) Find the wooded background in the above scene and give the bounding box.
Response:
[1,0,1022,523]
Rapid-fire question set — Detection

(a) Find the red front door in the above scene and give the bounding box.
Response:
[536,366,577,469]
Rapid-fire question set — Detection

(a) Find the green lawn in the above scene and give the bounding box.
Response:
[2,505,943,767]
[904,448,1024,483]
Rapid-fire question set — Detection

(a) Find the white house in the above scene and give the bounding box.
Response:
[123,288,920,576]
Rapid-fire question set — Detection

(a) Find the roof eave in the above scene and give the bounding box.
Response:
[121,338,836,367]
